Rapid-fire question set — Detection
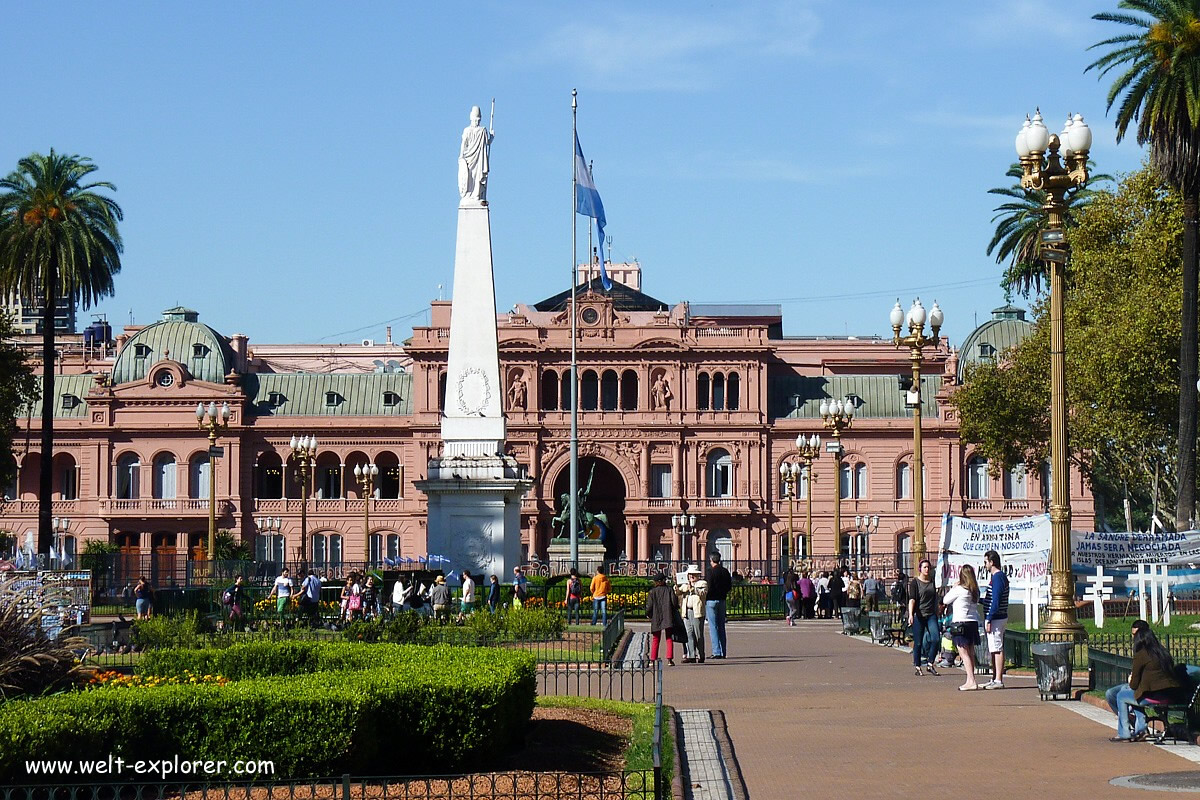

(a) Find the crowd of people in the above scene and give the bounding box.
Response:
[780,567,888,623]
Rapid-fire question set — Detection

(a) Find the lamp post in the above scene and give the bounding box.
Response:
[1013,108,1092,636]
[820,398,854,556]
[853,514,879,574]
[795,434,821,566]
[779,460,802,573]
[51,516,69,567]
[671,513,697,564]
[289,435,319,566]
[890,297,943,565]
[256,516,283,562]
[196,401,231,557]
[354,462,379,564]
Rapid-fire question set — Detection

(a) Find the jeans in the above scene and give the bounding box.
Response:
[591,597,607,626]
[911,614,940,667]
[1107,683,1145,740]
[566,597,581,625]
[706,599,727,657]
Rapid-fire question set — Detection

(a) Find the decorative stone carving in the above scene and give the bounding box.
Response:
[507,371,528,410]
[651,372,673,410]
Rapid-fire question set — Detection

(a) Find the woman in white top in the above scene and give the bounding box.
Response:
[942,564,983,691]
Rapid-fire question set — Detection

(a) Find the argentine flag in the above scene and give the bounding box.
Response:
[574,133,610,290]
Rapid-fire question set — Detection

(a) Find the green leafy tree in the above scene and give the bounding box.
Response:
[1089,0,1200,527]
[0,312,35,496]
[0,152,122,554]
[987,162,1111,297]
[955,167,1184,528]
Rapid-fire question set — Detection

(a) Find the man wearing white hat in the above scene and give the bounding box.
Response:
[678,564,708,663]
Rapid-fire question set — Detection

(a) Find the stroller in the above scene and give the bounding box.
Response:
[934,610,962,670]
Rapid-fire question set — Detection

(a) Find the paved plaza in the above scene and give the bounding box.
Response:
[653,620,1200,799]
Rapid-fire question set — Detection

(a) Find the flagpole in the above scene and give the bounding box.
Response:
[570,89,579,571]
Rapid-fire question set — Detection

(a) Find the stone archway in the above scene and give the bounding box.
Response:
[552,456,626,559]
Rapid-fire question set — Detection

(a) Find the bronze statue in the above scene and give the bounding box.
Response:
[551,463,610,545]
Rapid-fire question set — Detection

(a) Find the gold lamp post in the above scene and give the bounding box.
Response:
[779,459,802,572]
[1014,108,1092,636]
[820,398,854,556]
[781,433,822,570]
[796,434,821,566]
[354,461,379,564]
[195,401,231,557]
[890,297,943,566]
[289,435,319,566]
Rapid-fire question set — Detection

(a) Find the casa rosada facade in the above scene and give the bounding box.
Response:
[0,264,1093,575]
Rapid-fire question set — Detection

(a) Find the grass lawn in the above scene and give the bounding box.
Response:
[536,696,674,781]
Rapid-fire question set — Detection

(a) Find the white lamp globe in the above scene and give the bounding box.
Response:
[1069,113,1092,153]
[780,462,789,477]
[889,300,905,328]
[1027,109,1050,153]
[1060,114,1075,156]
[929,301,944,329]
[819,399,830,417]
[910,299,926,328]
[196,403,205,421]
[1015,117,1031,158]
[844,398,856,418]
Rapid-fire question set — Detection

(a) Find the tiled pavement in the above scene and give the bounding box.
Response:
[645,618,1200,799]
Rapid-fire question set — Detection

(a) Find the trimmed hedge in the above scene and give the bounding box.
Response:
[0,641,535,783]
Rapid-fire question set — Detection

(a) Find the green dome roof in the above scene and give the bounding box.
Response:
[112,309,235,385]
[958,305,1032,381]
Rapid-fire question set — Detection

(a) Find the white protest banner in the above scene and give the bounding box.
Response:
[936,514,1051,588]
[1072,529,1200,569]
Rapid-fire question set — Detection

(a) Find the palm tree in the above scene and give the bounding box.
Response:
[1089,0,1200,528]
[987,162,1111,297]
[0,151,122,555]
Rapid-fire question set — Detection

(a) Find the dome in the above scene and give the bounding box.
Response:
[957,305,1032,382]
[111,308,235,385]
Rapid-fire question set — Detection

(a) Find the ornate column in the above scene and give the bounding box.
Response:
[638,519,650,563]
[625,518,635,560]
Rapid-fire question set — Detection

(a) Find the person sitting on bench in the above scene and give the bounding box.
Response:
[1107,620,1183,742]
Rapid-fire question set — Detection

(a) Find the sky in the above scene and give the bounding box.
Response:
[1,1,1152,348]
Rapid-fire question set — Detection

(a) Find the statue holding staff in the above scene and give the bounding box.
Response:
[458,103,494,204]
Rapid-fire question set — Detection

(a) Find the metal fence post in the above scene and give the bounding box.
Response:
[342,773,351,800]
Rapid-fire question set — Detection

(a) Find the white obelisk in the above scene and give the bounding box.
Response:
[417,104,531,581]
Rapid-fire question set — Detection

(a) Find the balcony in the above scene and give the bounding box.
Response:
[965,499,992,512]
[0,499,78,515]
[251,497,406,514]
[98,498,235,517]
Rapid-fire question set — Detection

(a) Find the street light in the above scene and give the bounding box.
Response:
[354,462,379,564]
[890,297,943,565]
[820,398,854,555]
[1013,108,1091,636]
[196,401,231,558]
[256,516,283,562]
[289,435,319,565]
[51,516,70,567]
[781,433,821,571]
[671,513,697,563]
[794,434,821,566]
[853,514,879,574]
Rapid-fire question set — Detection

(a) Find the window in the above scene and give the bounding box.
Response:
[1040,461,1052,503]
[712,373,725,411]
[697,373,710,411]
[798,466,809,499]
[317,464,341,499]
[855,463,868,499]
[620,370,638,411]
[979,343,996,358]
[368,533,402,565]
[152,454,177,500]
[601,370,618,411]
[115,454,140,499]
[581,370,598,411]
[1004,464,1027,500]
[325,392,343,407]
[839,463,852,499]
[708,529,733,562]
[839,533,851,557]
[541,371,559,411]
[155,372,174,387]
[267,391,286,407]
[255,533,285,564]
[313,533,343,570]
[192,343,210,359]
[133,344,152,359]
[189,456,210,498]
[650,465,673,498]
[56,535,76,566]
[706,448,732,498]
[897,462,911,499]
[560,369,572,410]
[967,456,990,499]
[382,391,401,407]
[377,452,401,499]
[255,453,283,499]
[438,372,447,411]
[61,394,80,410]
[727,373,740,410]
[60,463,78,500]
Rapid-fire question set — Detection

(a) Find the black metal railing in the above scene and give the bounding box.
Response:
[525,552,918,581]
[537,658,660,703]
[1090,649,1132,693]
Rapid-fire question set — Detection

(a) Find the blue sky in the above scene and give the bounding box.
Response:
[2,1,1150,347]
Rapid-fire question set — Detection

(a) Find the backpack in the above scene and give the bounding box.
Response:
[567,578,581,599]
[221,588,235,605]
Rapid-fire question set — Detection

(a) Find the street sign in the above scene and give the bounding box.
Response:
[1040,229,1064,243]
[1041,248,1066,264]
[824,442,842,454]
[208,446,224,458]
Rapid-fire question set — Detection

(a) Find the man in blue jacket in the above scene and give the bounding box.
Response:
[982,549,1010,689]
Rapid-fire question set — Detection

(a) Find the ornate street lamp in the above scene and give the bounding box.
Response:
[820,398,854,555]
[795,434,821,566]
[51,516,70,568]
[354,462,379,564]
[289,435,319,566]
[853,514,879,574]
[781,433,821,571]
[671,513,697,564]
[890,297,943,564]
[1013,108,1092,636]
[256,516,283,562]
[196,401,231,557]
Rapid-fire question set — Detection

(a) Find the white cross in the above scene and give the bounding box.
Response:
[1083,565,1115,628]
[1014,579,1048,629]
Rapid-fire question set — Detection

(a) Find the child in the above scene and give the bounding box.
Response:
[934,608,961,669]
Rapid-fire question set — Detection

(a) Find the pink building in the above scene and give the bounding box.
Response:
[0,270,1093,575]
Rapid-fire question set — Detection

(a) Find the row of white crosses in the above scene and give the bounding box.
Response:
[1015,563,1172,630]
[1133,563,1172,626]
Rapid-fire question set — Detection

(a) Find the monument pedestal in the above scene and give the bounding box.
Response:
[547,538,607,575]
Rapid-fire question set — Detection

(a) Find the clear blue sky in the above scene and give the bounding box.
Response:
[2,1,1149,347]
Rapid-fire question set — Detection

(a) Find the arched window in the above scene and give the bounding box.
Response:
[1,455,16,500]
[708,529,733,562]
[697,373,710,411]
[560,369,572,410]
[541,371,559,411]
[255,452,284,499]
[54,453,78,501]
[581,370,599,411]
[712,373,726,411]
[896,533,912,574]
[315,454,342,499]
[256,533,285,564]
[313,533,343,570]
[839,533,851,556]
[854,463,868,499]
[1004,464,1027,500]
[794,532,808,559]
[368,533,402,565]
[799,466,809,499]
[727,373,740,410]
[600,369,619,411]
[839,463,852,499]
[706,448,733,498]
[116,453,140,500]
[189,455,209,499]
[152,454,177,500]
[967,456,990,499]
[620,370,638,411]
[896,462,911,499]
[377,451,401,499]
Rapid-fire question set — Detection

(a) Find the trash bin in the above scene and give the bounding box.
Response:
[840,607,861,635]
[1031,641,1074,700]
[868,611,886,643]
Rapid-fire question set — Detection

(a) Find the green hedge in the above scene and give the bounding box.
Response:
[0,642,535,783]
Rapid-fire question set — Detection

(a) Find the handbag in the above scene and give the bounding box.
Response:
[348,593,363,611]
[784,590,795,602]
[670,609,688,643]
[948,621,968,636]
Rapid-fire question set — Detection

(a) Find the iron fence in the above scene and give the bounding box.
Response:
[525,553,917,581]
[537,659,661,703]
[1090,649,1132,693]
[1003,630,1200,672]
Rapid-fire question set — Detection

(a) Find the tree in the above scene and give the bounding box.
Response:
[987,162,1111,297]
[954,167,1184,528]
[1089,0,1200,528]
[0,312,36,497]
[0,152,122,554]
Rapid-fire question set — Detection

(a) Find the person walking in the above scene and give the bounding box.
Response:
[907,559,940,676]
[511,566,528,610]
[646,572,680,667]
[361,576,380,621]
[783,568,800,626]
[565,568,584,626]
[816,571,831,618]
[705,553,732,659]
[862,571,880,613]
[845,572,862,609]
[981,550,1010,689]
[429,574,451,621]
[268,567,294,624]
[798,571,816,619]
[942,564,983,690]
[391,574,412,615]
[487,574,501,613]
[589,566,611,626]
[222,575,249,631]
[134,576,154,620]
[299,569,323,626]
[678,565,707,662]
[457,570,476,621]
[828,569,845,617]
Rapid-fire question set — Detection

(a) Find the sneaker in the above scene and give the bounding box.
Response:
[983,680,1005,690]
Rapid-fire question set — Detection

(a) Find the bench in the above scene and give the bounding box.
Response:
[1131,667,1200,745]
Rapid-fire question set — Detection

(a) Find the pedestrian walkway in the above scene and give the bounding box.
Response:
[676,710,739,800]
[656,618,1197,798]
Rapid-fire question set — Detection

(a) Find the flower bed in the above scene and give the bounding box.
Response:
[0,641,536,783]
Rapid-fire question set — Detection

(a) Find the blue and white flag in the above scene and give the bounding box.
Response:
[574,132,611,290]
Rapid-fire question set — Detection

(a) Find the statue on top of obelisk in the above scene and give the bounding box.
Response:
[458,104,493,205]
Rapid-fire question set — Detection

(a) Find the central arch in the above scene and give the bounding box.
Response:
[552,456,626,559]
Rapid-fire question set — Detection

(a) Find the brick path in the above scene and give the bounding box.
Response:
[656,619,1197,798]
